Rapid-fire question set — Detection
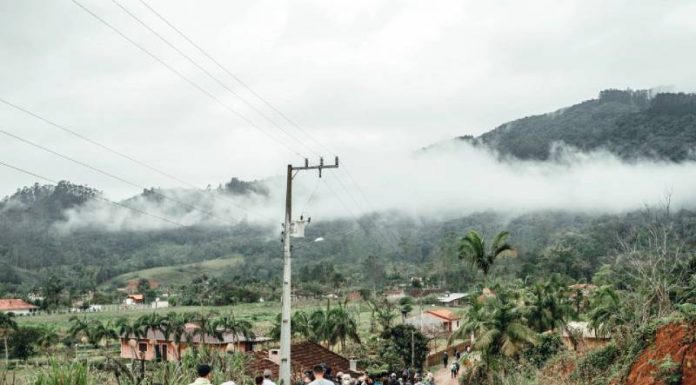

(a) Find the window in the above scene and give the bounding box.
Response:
[138,343,147,353]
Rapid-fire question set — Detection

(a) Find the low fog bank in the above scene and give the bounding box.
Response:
[54,141,696,231]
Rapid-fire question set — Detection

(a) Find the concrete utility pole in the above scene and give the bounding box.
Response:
[279,157,339,385]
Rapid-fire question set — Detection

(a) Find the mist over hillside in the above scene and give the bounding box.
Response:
[2,88,696,295]
[440,89,696,162]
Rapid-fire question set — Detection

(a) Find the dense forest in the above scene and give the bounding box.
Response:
[2,88,695,306]
[1,177,695,310]
[455,89,696,162]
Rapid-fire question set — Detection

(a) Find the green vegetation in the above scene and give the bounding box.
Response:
[467,90,696,162]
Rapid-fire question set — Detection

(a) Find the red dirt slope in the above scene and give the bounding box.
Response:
[624,322,695,385]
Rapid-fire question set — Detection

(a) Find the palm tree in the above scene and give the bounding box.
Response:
[526,278,572,333]
[588,285,627,337]
[326,301,360,351]
[309,309,330,346]
[158,312,194,360]
[291,311,312,340]
[91,321,119,349]
[68,316,92,345]
[35,325,59,354]
[189,312,220,350]
[114,317,147,357]
[213,312,254,352]
[458,230,513,286]
[0,312,18,365]
[451,289,538,370]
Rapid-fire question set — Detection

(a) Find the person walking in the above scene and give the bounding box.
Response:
[262,369,277,385]
[442,351,448,368]
[188,364,213,385]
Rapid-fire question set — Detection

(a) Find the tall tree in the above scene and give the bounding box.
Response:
[213,312,254,352]
[326,301,360,351]
[451,289,538,369]
[0,312,18,365]
[458,230,513,286]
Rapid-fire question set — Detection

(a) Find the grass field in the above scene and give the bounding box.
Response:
[15,299,462,355]
[16,299,367,334]
[103,256,244,288]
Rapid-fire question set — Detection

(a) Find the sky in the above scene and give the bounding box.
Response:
[1,0,696,220]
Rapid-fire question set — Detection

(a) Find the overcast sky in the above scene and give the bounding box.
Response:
[1,0,695,204]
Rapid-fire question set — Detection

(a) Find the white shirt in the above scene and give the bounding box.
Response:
[263,379,277,385]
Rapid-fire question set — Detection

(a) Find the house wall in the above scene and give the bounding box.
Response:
[425,342,470,367]
[120,339,253,361]
[1,309,35,315]
[561,337,610,352]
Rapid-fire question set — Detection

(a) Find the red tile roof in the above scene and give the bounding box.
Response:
[425,309,460,321]
[249,341,355,378]
[0,299,38,311]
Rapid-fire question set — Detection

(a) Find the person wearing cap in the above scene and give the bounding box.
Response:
[188,364,213,385]
[262,369,277,385]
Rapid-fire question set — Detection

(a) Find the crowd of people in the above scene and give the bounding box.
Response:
[187,364,436,385]
[188,348,473,385]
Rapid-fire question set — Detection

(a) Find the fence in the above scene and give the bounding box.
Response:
[425,342,470,368]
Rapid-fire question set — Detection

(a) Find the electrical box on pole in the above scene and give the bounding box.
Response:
[279,157,338,385]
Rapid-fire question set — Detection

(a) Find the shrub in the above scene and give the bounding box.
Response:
[34,361,91,385]
[570,344,619,385]
[524,333,564,367]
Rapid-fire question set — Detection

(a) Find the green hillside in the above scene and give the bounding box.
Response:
[104,256,243,289]
[463,89,696,161]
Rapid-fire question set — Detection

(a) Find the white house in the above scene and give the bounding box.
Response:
[437,292,468,307]
[0,299,39,315]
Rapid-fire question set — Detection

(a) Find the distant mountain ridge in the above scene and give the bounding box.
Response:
[451,89,696,162]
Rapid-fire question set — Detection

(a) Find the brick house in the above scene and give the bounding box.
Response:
[120,323,271,361]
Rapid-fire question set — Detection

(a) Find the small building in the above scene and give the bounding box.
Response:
[120,323,271,361]
[124,294,144,305]
[425,309,461,332]
[0,299,39,315]
[405,313,448,338]
[406,308,461,334]
[437,292,468,307]
[151,298,169,309]
[250,341,360,379]
[561,321,611,352]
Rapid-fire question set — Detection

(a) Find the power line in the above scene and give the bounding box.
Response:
[70,0,305,159]
[0,159,188,228]
[137,0,330,156]
[77,0,402,248]
[0,127,238,226]
[0,96,275,221]
[299,177,322,217]
[131,0,403,247]
[111,0,321,159]
[322,173,396,252]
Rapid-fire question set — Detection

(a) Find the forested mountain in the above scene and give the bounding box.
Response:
[454,89,696,161]
[2,89,696,303]
[2,178,695,307]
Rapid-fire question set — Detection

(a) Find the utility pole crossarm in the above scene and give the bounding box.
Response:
[279,157,339,385]
[292,157,339,177]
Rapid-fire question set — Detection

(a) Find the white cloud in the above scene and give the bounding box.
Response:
[0,0,694,214]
